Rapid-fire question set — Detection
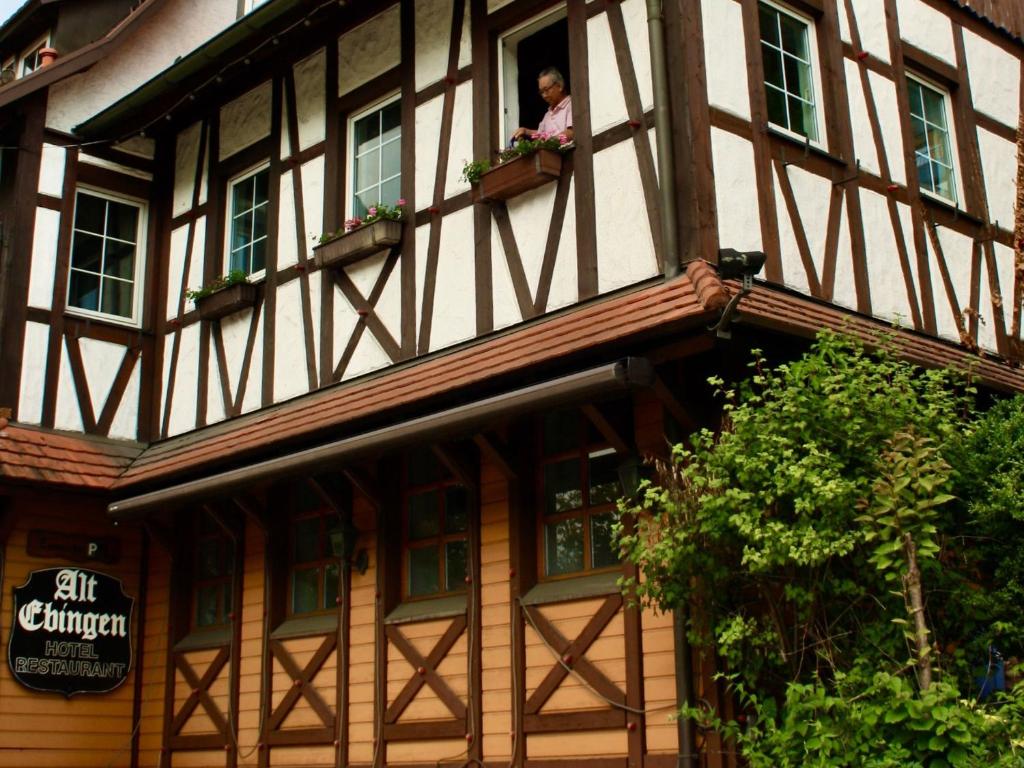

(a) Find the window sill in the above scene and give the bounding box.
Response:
[920,190,982,225]
[174,626,231,652]
[765,124,845,168]
[385,594,466,625]
[521,571,621,607]
[271,612,339,640]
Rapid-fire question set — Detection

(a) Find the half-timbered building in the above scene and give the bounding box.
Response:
[0,0,1022,766]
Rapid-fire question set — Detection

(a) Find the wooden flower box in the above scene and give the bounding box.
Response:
[313,219,403,270]
[194,282,258,321]
[479,149,563,202]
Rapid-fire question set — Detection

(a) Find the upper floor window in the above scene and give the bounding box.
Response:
[19,35,49,77]
[907,74,957,205]
[499,8,570,142]
[759,0,820,144]
[349,97,401,219]
[227,164,269,277]
[193,514,234,629]
[290,506,343,615]
[403,447,469,599]
[67,189,146,325]
[539,410,620,578]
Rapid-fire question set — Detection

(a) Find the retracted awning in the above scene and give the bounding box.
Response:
[107,357,654,519]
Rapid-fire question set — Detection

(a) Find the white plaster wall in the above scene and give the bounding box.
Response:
[931,225,973,343]
[710,128,762,252]
[860,189,916,325]
[504,179,557,302]
[108,362,140,440]
[27,207,59,311]
[621,0,654,111]
[846,0,889,62]
[79,153,153,181]
[457,0,472,71]
[173,122,202,218]
[844,60,880,176]
[339,6,401,96]
[416,0,454,90]
[294,49,326,152]
[993,242,1016,342]
[832,196,857,311]
[415,96,444,208]
[335,257,392,380]
[38,144,66,196]
[346,248,403,355]
[46,0,237,132]
[976,128,1017,228]
[775,164,832,296]
[114,135,156,159]
[302,156,326,256]
[54,340,84,433]
[594,140,658,293]
[206,351,226,426]
[868,71,906,186]
[330,284,359,377]
[977,257,998,352]
[896,0,954,65]
[79,337,126,417]
[701,0,750,120]
[166,324,200,436]
[445,82,474,199]
[167,219,207,318]
[278,170,299,269]
[274,279,312,402]
[487,0,514,12]
[220,82,272,161]
[491,225,523,331]
[963,30,1019,128]
[219,307,262,415]
[17,322,49,425]
[421,206,476,352]
[587,13,628,133]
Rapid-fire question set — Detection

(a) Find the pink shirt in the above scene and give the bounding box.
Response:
[536,96,572,137]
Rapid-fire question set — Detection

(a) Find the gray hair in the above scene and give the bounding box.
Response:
[538,67,565,88]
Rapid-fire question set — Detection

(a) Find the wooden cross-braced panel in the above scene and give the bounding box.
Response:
[265,634,337,745]
[168,646,231,750]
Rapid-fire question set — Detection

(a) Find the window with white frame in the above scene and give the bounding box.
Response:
[67,189,146,324]
[759,1,820,143]
[243,0,271,13]
[227,164,269,276]
[907,75,957,204]
[349,97,401,218]
[19,35,49,77]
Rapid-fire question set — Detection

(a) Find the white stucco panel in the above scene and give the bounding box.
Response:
[278,170,299,269]
[17,322,49,425]
[114,135,156,160]
[347,247,403,348]
[896,0,954,65]
[711,128,762,252]
[976,257,998,353]
[339,6,401,96]
[621,0,654,110]
[336,272,391,380]
[170,218,208,316]
[549,177,578,313]
[491,225,523,331]
[331,284,361,378]
[54,339,85,434]
[274,279,312,402]
[38,144,66,197]
[219,306,262,415]
[220,81,272,161]
[301,156,326,259]
[108,361,140,441]
[28,207,59,311]
[166,324,200,437]
[832,193,857,311]
[294,49,327,152]
[774,164,833,296]
[976,128,1016,229]
[79,337,127,418]
[847,0,889,62]
[594,141,658,294]
[427,207,476,352]
[931,225,973,343]
[587,13,628,133]
[416,96,444,209]
[844,60,880,176]
[701,0,750,120]
[206,351,226,426]
[963,30,1019,128]
[79,153,153,181]
[445,83,475,199]
[505,178,559,300]
[993,242,1016,344]
[868,71,906,186]
[488,0,514,11]
[458,0,472,70]
[174,122,203,218]
[860,189,915,325]
[416,0,454,91]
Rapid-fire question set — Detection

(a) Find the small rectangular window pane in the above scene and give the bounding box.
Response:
[251,236,267,274]
[589,449,620,506]
[293,516,320,563]
[68,271,100,311]
[101,278,133,318]
[292,567,319,614]
[356,148,380,193]
[355,113,381,155]
[762,45,784,90]
[408,491,441,540]
[932,162,954,200]
[197,538,221,578]
[232,211,253,252]
[445,540,468,591]
[545,517,583,576]
[778,13,808,59]
[71,232,103,272]
[759,4,780,47]
[229,245,249,274]
[590,512,618,569]
[409,546,440,596]
[106,201,138,242]
[74,194,106,235]
[381,101,401,139]
[195,585,220,627]
[921,87,947,128]
[253,169,269,205]
[233,177,254,213]
[324,563,340,609]
[765,85,787,130]
[104,239,136,279]
[380,178,402,208]
[544,458,582,515]
[789,95,817,142]
[381,141,401,181]
[445,487,469,533]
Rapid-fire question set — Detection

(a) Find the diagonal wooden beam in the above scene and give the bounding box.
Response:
[344,467,381,510]
[431,442,477,491]
[267,635,337,731]
[580,404,630,455]
[473,433,517,481]
[651,374,697,434]
[384,615,467,723]
[95,345,141,436]
[172,647,230,737]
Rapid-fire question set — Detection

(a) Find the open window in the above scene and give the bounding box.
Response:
[499,7,570,143]
[19,34,49,77]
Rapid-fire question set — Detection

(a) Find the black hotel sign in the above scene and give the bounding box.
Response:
[8,567,134,696]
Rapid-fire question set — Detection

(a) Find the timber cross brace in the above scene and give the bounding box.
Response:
[265,635,338,744]
[383,614,468,739]
[170,646,231,749]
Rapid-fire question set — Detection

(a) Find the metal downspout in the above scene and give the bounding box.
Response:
[647,0,680,279]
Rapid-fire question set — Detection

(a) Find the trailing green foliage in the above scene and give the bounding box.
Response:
[616,331,1024,763]
[185,269,249,301]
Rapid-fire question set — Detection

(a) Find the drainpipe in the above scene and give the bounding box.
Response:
[646,0,680,279]
[674,604,697,768]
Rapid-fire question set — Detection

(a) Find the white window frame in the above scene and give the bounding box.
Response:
[345,92,402,220]
[758,0,827,149]
[497,4,567,144]
[906,71,961,207]
[18,33,50,78]
[65,187,148,328]
[243,0,271,13]
[223,161,271,280]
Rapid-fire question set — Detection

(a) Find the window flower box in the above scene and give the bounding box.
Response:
[479,149,563,202]
[313,219,403,270]
[194,282,258,321]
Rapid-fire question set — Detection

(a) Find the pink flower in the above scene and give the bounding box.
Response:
[367,206,378,217]
[344,216,362,232]
[558,133,569,145]
[397,198,406,206]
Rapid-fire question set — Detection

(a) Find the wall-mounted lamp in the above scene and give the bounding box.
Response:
[710,248,767,340]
